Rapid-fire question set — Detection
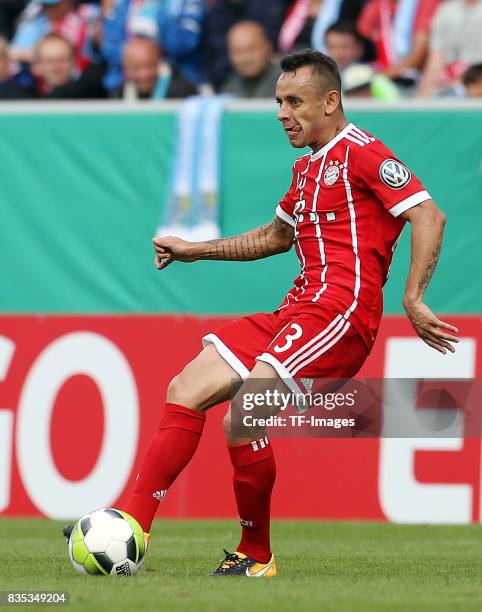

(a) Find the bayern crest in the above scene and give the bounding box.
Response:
[379,159,411,189]
[323,164,340,186]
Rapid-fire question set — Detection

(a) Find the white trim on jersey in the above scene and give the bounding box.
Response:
[276,156,311,231]
[255,352,305,396]
[295,156,311,190]
[296,238,308,297]
[342,147,361,319]
[282,314,343,368]
[300,157,312,174]
[310,123,354,162]
[312,269,329,302]
[277,291,296,311]
[345,125,377,148]
[351,126,375,144]
[350,127,369,143]
[345,133,366,147]
[284,315,348,374]
[202,333,250,379]
[311,155,329,302]
[389,190,431,217]
[295,158,311,298]
[276,204,296,227]
[296,152,312,167]
[290,321,351,376]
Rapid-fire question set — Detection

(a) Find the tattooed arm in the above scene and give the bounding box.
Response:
[198,216,294,261]
[401,200,458,354]
[152,216,294,268]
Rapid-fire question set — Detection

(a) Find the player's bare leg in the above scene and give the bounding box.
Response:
[212,360,285,577]
[165,344,238,411]
[122,344,239,534]
[63,345,238,547]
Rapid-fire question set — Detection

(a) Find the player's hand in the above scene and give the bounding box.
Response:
[152,236,198,270]
[403,300,459,354]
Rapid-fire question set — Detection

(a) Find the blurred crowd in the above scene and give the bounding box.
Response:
[0,0,481,101]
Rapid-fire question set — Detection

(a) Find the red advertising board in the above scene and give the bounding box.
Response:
[0,315,480,522]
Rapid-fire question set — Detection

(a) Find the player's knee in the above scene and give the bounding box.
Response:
[166,373,185,404]
[166,371,203,412]
[222,412,232,438]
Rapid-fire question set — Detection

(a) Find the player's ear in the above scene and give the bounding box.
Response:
[324,90,341,116]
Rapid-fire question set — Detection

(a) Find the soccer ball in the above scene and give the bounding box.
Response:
[68,508,146,576]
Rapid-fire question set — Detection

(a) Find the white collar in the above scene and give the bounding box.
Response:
[310,123,353,162]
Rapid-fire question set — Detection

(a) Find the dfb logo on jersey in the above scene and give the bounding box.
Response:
[379,159,411,189]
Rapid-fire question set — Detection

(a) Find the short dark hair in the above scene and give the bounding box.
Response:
[463,63,482,86]
[280,48,341,94]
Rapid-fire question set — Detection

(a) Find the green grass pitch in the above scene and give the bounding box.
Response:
[1,519,481,611]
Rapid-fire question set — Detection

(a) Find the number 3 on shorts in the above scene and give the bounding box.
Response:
[273,323,303,353]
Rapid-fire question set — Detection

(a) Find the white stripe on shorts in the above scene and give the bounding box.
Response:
[290,321,351,376]
[282,315,342,368]
[285,316,348,374]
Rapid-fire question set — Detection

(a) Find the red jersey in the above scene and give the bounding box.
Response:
[276,122,431,351]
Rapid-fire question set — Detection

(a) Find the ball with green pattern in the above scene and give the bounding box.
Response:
[68,508,146,576]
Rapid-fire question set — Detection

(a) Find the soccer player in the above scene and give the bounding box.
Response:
[65,49,458,576]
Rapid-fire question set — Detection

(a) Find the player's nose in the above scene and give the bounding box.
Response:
[277,105,290,122]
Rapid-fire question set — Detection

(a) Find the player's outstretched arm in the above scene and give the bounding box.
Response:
[152,216,294,269]
[401,200,458,354]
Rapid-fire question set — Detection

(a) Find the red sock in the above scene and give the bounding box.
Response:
[228,436,276,564]
[124,403,205,532]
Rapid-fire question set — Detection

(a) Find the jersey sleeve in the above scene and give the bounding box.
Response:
[352,140,431,217]
[276,166,297,227]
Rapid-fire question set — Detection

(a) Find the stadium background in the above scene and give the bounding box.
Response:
[0,100,481,524]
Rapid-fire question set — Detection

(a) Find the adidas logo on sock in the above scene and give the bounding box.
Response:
[251,436,269,452]
[300,377,314,392]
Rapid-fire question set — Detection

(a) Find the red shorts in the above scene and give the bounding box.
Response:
[203,309,369,394]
